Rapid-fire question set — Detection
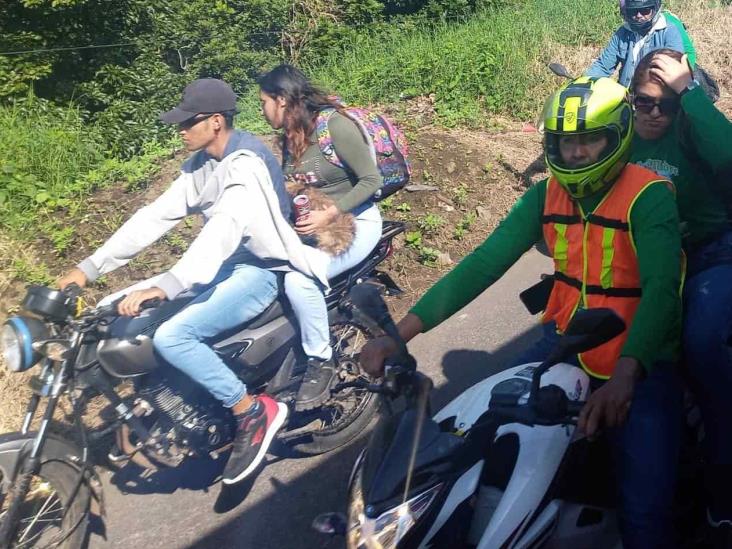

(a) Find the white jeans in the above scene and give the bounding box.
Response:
[285,204,383,361]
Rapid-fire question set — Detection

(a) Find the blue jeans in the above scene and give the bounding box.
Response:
[153,263,278,407]
[515,322,683,548]
[684,231,732,518]
[684,231,732,466]
[284,204,383,361]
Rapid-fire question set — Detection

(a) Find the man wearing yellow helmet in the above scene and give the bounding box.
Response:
[361,77,684,548]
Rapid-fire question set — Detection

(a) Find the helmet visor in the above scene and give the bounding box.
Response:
[622,0,659,30]
[545,128,620,171]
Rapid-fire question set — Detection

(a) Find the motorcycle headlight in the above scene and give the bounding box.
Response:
[2,316,48,372]
[347,468,442,549]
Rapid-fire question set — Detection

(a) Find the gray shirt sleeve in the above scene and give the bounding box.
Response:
[328,113,383,212]
[158,183,251,298]
[77,172,191,281]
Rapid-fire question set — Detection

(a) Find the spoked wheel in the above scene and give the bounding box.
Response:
[0,461,90,549]
[282,320,380,456]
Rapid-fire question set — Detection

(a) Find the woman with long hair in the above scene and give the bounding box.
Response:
[258,64,383,411]
[630,48,732,544]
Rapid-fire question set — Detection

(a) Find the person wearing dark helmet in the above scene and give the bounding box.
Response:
[58,78,330,484]
[586,0,685,87]
[361,77,685,548]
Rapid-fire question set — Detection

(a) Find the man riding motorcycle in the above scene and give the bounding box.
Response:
[57,78,330,485]
[585,0,685,87]
[361,77,685,548]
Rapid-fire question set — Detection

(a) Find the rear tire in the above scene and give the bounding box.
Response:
[0,458,90,549]
[281,320,380,456]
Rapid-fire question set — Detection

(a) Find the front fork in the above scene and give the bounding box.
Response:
[0,330,103,547]
[0,349,77,547]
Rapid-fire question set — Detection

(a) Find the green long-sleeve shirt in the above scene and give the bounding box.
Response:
[284,112,383,213]
[631,85,732,247]
[410,177,682,372]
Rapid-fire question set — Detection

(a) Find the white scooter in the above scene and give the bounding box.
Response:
[314,283,631,549]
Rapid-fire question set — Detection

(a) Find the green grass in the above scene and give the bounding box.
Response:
[301,0,617,125]
[1,0,619,238]
[236,88,276,135]
[0,94,170,233]
[0,97,104,217]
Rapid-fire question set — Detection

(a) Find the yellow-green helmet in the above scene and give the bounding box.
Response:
[543,77,633,199]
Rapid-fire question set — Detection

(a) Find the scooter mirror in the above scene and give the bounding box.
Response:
[311,512,347,537]
[548,62,572,79]
[529,308,625,401]
[559,307,626,357]
[349,283,392,329]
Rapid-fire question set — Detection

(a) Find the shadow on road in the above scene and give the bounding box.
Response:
[172,324,544,549]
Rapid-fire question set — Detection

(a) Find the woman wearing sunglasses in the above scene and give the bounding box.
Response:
[630,48,732,544]
[586,0,687,87]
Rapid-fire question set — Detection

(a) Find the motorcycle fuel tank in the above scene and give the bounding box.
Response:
[97,334,161,378]
[96,309,169,378]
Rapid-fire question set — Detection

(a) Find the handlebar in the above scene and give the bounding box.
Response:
[489,384,585,427]
[566,399,584,417]
[79,295,162,323]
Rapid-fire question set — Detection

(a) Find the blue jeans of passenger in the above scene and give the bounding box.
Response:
[683,230,732,516]
[152,263,278,408]
[514,322,683,549]
[284,203,383,361]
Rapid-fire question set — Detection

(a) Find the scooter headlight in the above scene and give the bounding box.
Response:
[347,468,442,549]
[2,316,48,372]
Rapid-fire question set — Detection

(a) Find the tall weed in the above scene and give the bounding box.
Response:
[0,96,104,219]
[0,94,169,231]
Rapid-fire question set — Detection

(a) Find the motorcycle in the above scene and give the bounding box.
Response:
[315,283,702,549]
[0,220,404,549]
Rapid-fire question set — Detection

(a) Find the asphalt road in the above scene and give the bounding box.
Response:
[90,249,551,549]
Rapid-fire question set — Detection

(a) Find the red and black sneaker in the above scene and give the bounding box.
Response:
[222,395,288,485]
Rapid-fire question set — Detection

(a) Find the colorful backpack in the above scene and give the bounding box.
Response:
[315,105,411,201]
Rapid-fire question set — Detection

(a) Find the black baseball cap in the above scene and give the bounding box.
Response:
[159,78,238,124]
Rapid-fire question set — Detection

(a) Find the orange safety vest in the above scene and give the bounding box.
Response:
[542,164,672,379]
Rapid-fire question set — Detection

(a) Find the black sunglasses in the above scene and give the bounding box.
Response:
[632,95,680,115]
[627,6,654,17]
[178,113,216,130]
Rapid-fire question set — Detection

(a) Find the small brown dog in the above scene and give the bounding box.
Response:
[286,179,355,256]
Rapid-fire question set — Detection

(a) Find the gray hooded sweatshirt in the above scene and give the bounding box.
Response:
[78,135,329,299]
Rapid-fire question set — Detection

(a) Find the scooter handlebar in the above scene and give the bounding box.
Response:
[488,384,586,427]
[566,399,585,418]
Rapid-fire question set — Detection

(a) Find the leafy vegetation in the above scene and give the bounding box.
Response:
[0,94,170,232]
[0,0,628,240]
[418,213,445,234]
[453,212,476,240]
[309,0,617,124]
[0,0,526,236]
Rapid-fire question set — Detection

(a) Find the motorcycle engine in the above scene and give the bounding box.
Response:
[136,370,235,461]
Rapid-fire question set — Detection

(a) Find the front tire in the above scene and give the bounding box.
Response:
[281,320,380,456]
[0,458,90,549]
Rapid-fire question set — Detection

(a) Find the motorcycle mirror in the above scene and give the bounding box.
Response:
[557,307,626,357]
[530,308,625,400]
[548,62,572,79]
[348,283,413,366]
[349,283,392,329]
[311,512,347,537]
